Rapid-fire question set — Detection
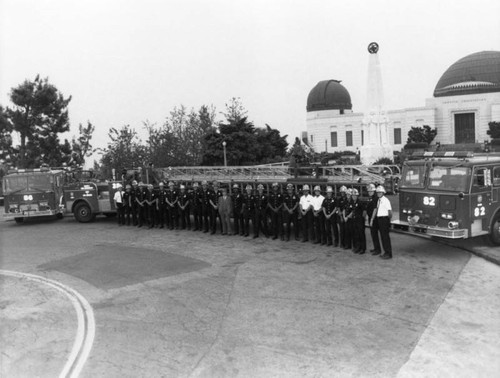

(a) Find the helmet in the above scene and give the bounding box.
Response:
[159,181,165,186]
[340,185,347,193]
[132,180,138,185]
[302,184,310,191]
[148,184,153,189]
[180,185,185,189]
[125,184,131,189]
[168,181,174,186]
[193,182,199,187]
[246,184,252,190]
[257,184,264,190]
[314,185,321,191]
[376,185,386,193]
[367,183,376,191]
[116,183,123,189]
[352,189,359,196]
[201,180,208,185]
[326,186,333,193]
[286,183,294,189]
[346,188,353,195]
[272,182,279,187]
[233,184,239,189]
[212,180,219,185]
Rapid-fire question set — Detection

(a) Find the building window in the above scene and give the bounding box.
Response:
[346,131,353,147]
[331,132,338,147]
[394,128,402,145]
[310,134,314,143]
[361,130,364,146]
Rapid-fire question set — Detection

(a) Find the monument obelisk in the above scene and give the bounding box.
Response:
[360,42,393,165]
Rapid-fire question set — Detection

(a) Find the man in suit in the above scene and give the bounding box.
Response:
[218,186,233,235]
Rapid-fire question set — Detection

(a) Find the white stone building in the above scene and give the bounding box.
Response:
[305,51,500,154]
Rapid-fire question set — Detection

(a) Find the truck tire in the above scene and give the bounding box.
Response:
[74,202,94,223]
[489,213,500,246]
[14,217,24,224]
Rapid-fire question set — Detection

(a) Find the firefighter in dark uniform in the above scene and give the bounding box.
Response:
[241,184,255,237]
[200,180,212,233]
[190,182,202,231]
[254,184,268,238]
[351,188,367,254]
[268,182,284,240]
[166,181,179,230]
[322,186,338,246]
[209,181,222,234]
[342,188,354,249]
[145,183,157,228]
[283,183,300,241]
[337,185,348,248]
[130,180,140,226]
[136,182,147,227]
[365,184,379,254]
[231,184,244,236]
[178,184,191,230]
[123,184,132,226]
[156,182,167,228]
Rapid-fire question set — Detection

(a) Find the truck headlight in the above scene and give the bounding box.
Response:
[441,213,455,220]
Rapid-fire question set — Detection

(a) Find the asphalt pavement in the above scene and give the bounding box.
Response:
[0,210,499,377]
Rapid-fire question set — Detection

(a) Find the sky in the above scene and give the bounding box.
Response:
[1,0,500,164]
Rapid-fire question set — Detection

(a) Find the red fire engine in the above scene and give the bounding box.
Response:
[392,151,500,245]
[2,167,65,223]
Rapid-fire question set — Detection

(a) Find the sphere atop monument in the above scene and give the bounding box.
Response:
[307,80,352,112]
[433,51,500,97]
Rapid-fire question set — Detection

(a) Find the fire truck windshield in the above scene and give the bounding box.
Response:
[428,166,471,191]
[4,174,53,194]
[401,165,426,188]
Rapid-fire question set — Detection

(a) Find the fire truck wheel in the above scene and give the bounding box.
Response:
[14,217,24,224]
[74,202,94,223]
[489,213,500,246]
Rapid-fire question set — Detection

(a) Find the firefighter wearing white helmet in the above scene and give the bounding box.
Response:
[113,182,125,226]
[299,183,314,242]
[283,183,300,241]
[232,183,244,236]
[370,184,393,259]
[337,184,349,248]
[322,186,339,247]
[366,183,378,253]
[268,182,284,240]
[312,185,325,244]
[178,184,191,230]
[254,183,268,238]
[241,184,255,237]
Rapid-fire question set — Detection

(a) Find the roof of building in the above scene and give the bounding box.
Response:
[433,51,500,97]
[307,80,352,112]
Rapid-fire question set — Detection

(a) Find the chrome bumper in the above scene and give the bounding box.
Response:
[391,219,468,239]
[3,209,59,219]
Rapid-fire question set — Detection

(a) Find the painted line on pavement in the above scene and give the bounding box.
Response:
[0,270,95,378]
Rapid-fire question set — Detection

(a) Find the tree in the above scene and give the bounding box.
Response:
[406,125,437,144]
[68,122,95,167]
[0,105,15,166]
[487,121,500,139]
[8,75,72,168]
[99,125,148,177]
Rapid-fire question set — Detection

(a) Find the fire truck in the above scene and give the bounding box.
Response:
[392,151,500,245]
[2,167,66,223]
[62,171,122,222]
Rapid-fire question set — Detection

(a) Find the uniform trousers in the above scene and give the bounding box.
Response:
[179,206,190,229]
[270,210,283,238]
[242,209,252,236]
[301,211,314,242]
[313,213,325,244]
[324,215,339,245]
[201,205,211,232]
[344,218,354,248]
[372,216,392,256]
[233,209,243,235]
[116,203,125,225]
[254,209,268,237]
[283,210,299,240]
[353,217,366,252]
[192,206,202,231]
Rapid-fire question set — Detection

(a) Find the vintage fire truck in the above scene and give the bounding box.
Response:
[392,151,500,245]
[2,167,66,223]
[63,173,122,222]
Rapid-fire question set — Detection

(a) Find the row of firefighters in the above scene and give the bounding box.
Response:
[113,180,391,255]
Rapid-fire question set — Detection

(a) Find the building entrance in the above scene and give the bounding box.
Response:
[454,113,475,143]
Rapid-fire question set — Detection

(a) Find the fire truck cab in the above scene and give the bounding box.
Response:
[63,179,122,222]
[392,151,500,245]
[2,167,65,223]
